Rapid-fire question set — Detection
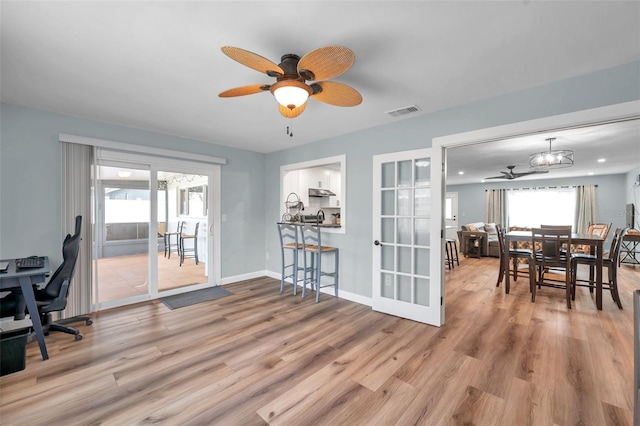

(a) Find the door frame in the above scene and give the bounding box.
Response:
[433,100,640,320]
[94,149,222,310]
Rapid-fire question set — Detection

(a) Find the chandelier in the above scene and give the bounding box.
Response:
[529,137,574,169]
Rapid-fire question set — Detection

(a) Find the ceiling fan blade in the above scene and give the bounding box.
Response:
[279,102,306,118]
[298,46,355,81]
[311,81,362,106]
[218,84,270,98]
[221,46,284,76]
[513,170,550,177]
[484,175,511,180]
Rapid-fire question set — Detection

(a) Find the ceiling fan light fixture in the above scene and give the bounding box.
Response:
[270,80,312,110]
[528,137,574,169]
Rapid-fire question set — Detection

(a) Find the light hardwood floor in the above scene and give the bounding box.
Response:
[1,257,638,425]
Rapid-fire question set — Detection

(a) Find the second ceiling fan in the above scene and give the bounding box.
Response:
[218,45,362,118]
[485,165,549,180]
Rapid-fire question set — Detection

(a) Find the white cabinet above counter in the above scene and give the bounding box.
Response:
[283,166,341,209]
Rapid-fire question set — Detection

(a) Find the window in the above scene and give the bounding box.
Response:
[179,184,207,217]
[507,187,576,229]
[280,155,346,233]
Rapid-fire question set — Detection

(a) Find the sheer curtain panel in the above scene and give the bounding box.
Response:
[60,142,94,318]
[575,185,597,234]
[486,189,508,228]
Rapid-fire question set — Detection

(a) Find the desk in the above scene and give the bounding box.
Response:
[504,231,604,309]
[0,257,51,360]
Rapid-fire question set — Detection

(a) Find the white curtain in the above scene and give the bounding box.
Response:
[486,189,508,229]
[60,142,94,318]
[575,185,597,234]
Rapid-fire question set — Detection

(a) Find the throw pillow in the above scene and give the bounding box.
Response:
[467,224,479,232]
[484,223,497,234]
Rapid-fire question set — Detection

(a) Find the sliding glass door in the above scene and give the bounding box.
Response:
[94,150,220,310]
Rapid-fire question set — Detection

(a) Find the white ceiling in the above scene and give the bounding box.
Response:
[2,1,640,181]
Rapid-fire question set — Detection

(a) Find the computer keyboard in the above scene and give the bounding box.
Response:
[15,256,44,269]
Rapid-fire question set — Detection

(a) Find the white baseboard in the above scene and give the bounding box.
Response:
[259,270,372,307]
[221,270,273,285]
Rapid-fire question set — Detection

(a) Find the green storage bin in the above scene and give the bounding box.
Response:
[0,328,30,376]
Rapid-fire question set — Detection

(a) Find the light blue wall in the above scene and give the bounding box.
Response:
[264,61,640,298]
[0,103,266,278]
[448,174,627,246]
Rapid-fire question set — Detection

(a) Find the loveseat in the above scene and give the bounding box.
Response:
[457,222,500,257]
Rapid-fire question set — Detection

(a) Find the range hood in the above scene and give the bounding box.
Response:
[309,188,336,197]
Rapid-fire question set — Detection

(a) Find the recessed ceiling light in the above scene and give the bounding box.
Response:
[588,172,594,175]
[458,171,464,175]
[481,179,486,183]
[118,171,132,178]
[597,158,606,163]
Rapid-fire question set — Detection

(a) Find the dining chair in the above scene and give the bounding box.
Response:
[571,227,628,309]
[574,222,612,254]
[530,226,573,308]
[496,227,533,293]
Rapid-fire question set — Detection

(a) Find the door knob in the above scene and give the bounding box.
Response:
[374,240,383,246]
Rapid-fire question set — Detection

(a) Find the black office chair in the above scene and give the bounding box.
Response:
[0,215,91,340]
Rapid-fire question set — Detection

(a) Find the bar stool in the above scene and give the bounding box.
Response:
[164,221,183,259]
[445,239,459,270]
[300,225,339,303]
[179,222,199,266]
[277,223,304,295]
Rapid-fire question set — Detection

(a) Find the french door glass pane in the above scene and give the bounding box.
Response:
[381,245,394,271]
[397,218,412,245]
[381,190,395,215]
[397,189,411,216]
[414,277,429,306]
[415,218,430,246]
[381,218,395,243]
[397,275,411,302]
[381,273,394,299]
[397,246,411,273]
[415,158,430,186]
[397,160,412,187]
[415,188,430,216]
[381,163,395,188]
[415,247,430,276]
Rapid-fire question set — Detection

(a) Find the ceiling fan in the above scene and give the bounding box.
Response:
[218,46,362,119]
[484,165,549,180]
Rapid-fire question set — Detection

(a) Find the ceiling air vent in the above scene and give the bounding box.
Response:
[385,105,421,118]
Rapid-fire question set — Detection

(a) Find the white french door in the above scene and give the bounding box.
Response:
[372,148,443,326]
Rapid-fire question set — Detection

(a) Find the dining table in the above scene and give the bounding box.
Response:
[504,230,605,310]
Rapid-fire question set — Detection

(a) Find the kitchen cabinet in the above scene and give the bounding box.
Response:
[307,170,330,190]
[283,167,342,211]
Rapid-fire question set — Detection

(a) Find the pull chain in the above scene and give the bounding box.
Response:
[286,120,294,137]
